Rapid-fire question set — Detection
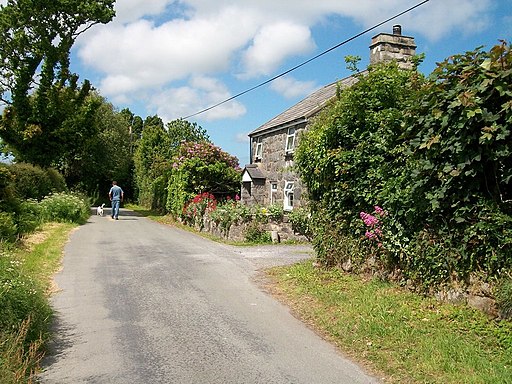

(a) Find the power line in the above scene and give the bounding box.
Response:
[183,0,429,120]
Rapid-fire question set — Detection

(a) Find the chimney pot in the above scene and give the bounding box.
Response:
[393,24,402,35]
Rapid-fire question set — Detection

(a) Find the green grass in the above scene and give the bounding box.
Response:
[18,223,76,292]
[266,261,512,384]
[0,222,77,384]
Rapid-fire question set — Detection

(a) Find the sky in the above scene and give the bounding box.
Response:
[22,1,512,165]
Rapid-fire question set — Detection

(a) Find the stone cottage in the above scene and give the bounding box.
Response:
[241,25,417,210]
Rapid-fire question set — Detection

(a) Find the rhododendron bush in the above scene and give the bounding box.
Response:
[167,142,241,217]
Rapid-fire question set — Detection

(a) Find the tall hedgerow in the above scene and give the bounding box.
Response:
[295,60,423,266]
[400,40,512,282]
[296,41,512,289]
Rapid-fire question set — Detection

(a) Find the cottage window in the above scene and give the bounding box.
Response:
[285,127,295,154]
[270,182,278,204]
[255,138,263,160]
[283,181,294,211]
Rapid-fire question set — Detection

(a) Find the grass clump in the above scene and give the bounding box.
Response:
[267,261,512,384]
[0,222,75,383]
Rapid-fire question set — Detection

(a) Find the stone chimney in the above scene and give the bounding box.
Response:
[369,25,417,69]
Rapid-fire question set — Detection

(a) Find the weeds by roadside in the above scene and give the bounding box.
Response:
[266,261,512,384]
[0,222,76,383]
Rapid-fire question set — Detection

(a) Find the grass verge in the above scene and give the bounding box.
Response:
[266,261,512,384]
[0,222,76,384]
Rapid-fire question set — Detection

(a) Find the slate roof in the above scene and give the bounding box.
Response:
[242,164,266,180]
[249,74,360,136]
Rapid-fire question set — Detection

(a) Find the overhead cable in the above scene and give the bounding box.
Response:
[182,0,429,120]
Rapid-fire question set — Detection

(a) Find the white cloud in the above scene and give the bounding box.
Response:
[149,76,246,122]
[114,0,172,23]
[72,0,497,122]
[270,76,318,99]
[241,21,316,78]
[78,7,259,99]
[234,132,249,144]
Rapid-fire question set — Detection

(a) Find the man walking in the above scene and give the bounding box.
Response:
[109,181,124,220]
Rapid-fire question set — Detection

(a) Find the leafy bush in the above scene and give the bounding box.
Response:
[15,200,44,236]
[495,276,512,319]
[287,206,313,240]
[45,167,67,193]
[167,142,241,215]
[208,198,250,233]
[4,163,67,202]
[39,193,89,224]
[0,251,52,350]
[8,163,53,200]
[244,222,271,244]
[295,43,512,289]
[0,165,17,208]
[311,209,369,268]
[181,192,217,229]
[0,211,17,242]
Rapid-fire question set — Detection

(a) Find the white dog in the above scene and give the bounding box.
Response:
[96,203,105,216]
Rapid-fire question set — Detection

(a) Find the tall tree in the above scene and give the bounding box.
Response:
[166,119,210,151]
[0,0,115,166]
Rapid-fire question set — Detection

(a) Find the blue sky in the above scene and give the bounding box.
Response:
[66,0,511,166]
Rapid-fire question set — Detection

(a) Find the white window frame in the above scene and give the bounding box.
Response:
[285,127,295,154]
[255,137,263,160]
[270,182,278,204]
[283,181,294,211]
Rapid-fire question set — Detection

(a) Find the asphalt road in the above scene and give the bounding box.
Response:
[39,209,380,384]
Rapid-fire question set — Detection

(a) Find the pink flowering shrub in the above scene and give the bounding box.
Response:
[360,206,386,247]
[167,141,241,217]
[173,142,240,170]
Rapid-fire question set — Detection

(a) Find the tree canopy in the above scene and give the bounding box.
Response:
[0,0,115,166]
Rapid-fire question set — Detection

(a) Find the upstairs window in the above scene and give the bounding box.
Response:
[283,181,294,211]
[255,137,262,161]
[285,127,295,154]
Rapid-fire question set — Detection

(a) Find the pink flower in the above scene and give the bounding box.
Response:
[360,212,379,227]
[374,206,386,216]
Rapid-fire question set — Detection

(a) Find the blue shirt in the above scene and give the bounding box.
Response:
[109,185,123,201]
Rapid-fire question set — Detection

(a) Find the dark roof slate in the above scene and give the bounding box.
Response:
[243,164,266,180]
[249,74,359,136]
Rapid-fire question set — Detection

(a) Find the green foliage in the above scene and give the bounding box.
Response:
[296,42,512,287]
[287,206,313,240]
[310,208,369,267]
[133,118,211,210]
[181,192,217,229]
[15,200,44,236]
[166,171,193,216]
[208,198,249,233]
[167,141,241,215]
[0,164,17,212]
[166,119,210,152]
[495,276,512,319]
[296,61,421,230]
[45,168,66,193]
[0,211,17,242]
[0,250,52,351]
[244,222,272,244]
[398,41,512,281]
[39,193,89,224]
[265,204,284,221]
[0,0,116,190]
[65,96,132,198]
[8,163,54,200]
